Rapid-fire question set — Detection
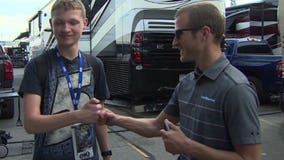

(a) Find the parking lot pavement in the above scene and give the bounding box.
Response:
[259,112,284,160]
[1,123,175,160]
[1,106,284,160]
[0,120,33,159]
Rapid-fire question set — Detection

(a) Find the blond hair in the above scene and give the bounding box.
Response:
[176,2,225,43]
[51,0,86,19]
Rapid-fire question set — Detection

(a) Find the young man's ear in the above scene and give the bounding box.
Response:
[83,18,89,28]
[49,19,54,31]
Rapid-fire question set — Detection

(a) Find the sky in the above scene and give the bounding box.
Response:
[0,0,51,41]
[0,0,262,42]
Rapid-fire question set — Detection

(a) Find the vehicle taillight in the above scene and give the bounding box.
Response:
[276,61,283,78]
[131,32,143,63]
[133,51,142,63]
[4,61,13,80]
[133,32,143,44]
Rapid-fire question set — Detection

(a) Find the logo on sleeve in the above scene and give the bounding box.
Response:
[201,96,215,103]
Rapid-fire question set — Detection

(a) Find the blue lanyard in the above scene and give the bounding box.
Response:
[56,51,83,110]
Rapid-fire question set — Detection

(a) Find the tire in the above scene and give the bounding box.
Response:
[0,144,8,158]
[248,77,269,103]
[0,99,14,119]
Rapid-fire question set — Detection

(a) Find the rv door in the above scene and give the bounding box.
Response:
[279,0,284,60]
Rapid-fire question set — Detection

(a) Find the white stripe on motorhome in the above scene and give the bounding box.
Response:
[90,0,196,48]
[90,0,225,50]
[226,9,250,19]
[236,22,249,31]
[250,21,278,27]
[236,21,278,31]
[90,2,108,28]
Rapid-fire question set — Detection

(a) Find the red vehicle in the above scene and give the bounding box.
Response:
[0,44,14,119]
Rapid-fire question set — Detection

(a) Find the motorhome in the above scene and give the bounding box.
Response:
[28,0,225,111]
[278,0,284,112]
[279,0,284,58]
[28,0,55,58]
[225,0,282,55]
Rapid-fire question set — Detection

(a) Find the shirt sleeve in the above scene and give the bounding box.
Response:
[94,57,110,100]
[163,83,180,117]
[223,83,261,145]
[18,59,43,97]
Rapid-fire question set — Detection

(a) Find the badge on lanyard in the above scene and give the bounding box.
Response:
[56,51,95,159]
[71,123,96,160]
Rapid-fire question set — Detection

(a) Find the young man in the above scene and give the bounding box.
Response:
[18,0,111,159]
[100,2,262,160]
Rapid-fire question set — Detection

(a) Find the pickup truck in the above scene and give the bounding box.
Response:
[225,38,283,103]
[6,47,28,67]
[0,44,14,119]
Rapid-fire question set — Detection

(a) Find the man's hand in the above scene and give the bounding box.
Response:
[160,120,189,155]
[77,98,104,124]
[96,108,118,126]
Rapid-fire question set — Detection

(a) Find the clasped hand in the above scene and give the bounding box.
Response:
[78,98,105,124]
[78,98,115,125]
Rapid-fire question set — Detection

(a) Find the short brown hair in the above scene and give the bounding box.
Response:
[175,2,225,43]
[51,0,86,19]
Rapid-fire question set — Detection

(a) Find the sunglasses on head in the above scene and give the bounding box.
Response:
[174,28,200,39]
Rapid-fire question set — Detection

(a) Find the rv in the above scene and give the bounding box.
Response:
[225,0,282,55]
[28,0,55,59]
[279,0,284,112]
[280,0,284,58]
[85,0,225,110]
[28,0,225,111]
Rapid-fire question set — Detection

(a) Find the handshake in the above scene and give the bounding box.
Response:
[78,98,117,125]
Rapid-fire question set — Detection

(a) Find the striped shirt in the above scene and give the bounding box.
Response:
[164,55,261,160]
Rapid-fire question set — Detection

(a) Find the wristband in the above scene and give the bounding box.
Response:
[101,150,112,157]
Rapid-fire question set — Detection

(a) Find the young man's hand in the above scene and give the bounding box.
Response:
[96,108,118,126]
[77,98,104,124]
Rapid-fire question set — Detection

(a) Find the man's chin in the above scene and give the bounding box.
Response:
[58,42,75,48]
[180,56,194,63]
[179,52,188,62]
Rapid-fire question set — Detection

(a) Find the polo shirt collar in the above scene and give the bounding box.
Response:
[198,55,230,80]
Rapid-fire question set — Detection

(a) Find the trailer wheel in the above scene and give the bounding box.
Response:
[248,77,269,103]
[0,144,8,158]
[0,99,14,119]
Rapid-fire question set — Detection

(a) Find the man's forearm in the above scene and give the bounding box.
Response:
[114,115,162,137]
[96,124,111,160]
[96,124,110,151]
[24,110,79,134]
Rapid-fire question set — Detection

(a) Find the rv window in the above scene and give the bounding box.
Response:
[13,48,22,56]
